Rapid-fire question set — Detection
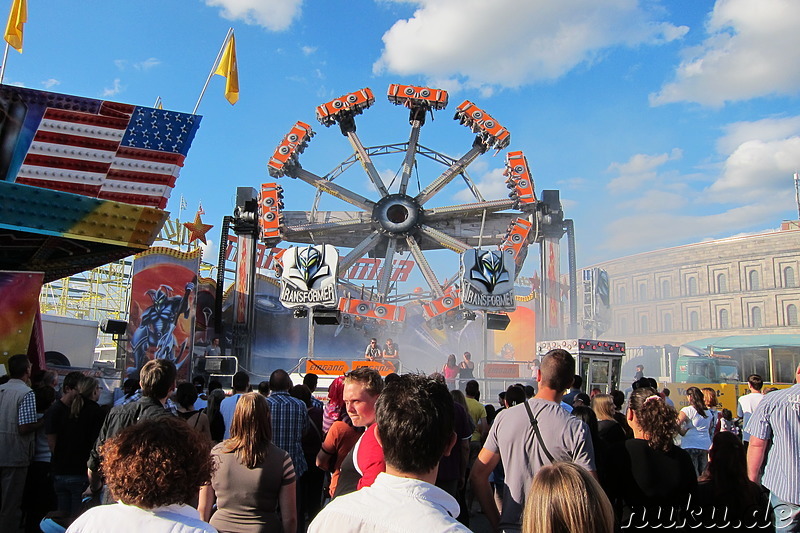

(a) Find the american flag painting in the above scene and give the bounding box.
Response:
[0,85,201,209]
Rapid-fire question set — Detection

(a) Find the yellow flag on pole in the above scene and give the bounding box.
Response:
[4,0,27,52]
[214,33,239,105]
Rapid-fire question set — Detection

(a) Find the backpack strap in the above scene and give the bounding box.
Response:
[523,400,555,463]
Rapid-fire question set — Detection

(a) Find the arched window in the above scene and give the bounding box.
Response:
[717,273,727,293]
[663,314,672,333]
[719,309,729,329]
[640,315,648,334]
[788,304,798,326]
[689,311,699,331]
[661,280,670,299]
[687,277,698,296]
[749,270,760,291]
[617,286,626,304]
[639,284,647,302]
[785,267,797,288]
[751,307,762,328]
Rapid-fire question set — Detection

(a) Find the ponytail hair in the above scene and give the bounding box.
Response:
[628,387,679,453]
[70,375,98,419]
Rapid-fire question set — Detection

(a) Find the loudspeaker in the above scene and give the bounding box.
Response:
[486,313,511,331]
[100,318,128,335]
[313,309,341,325]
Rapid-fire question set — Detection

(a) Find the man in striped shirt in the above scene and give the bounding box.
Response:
[746,362,800,531]
[267,369,309,532]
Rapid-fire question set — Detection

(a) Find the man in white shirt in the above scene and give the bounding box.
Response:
[309,374,469,532]
[737,374,764,448]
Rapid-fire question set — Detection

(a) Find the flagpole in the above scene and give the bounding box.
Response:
[0,42,9,84]
[192,27,233,115]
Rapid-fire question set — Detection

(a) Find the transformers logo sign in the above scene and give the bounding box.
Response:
[460,249,516,312]
[280,244,338,308]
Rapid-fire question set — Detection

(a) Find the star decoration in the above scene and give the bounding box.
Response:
[183,212,214,245]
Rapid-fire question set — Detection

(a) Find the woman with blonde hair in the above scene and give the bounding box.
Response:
[199,392,297,533]
[49,375,105,519]
[522,462,613,533]
[591,393,626,445]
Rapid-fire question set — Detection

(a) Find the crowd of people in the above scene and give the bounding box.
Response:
[0,349,798,532]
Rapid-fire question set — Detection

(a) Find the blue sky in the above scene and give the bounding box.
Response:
[8,0,800,285]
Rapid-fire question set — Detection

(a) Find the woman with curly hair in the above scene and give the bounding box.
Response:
[523,462,614,533]
[677,386,713,476]
[66,416,215,532]
[607,387,697,529]
[199,392,297,533]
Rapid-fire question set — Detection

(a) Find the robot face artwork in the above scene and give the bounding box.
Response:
[460,249,516,312]
[280,244,339,308]
[471,250,509,293]
[293,245,328,291]
[145,285,175,309]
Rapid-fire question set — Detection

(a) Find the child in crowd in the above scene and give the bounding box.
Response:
[717,408,739,437]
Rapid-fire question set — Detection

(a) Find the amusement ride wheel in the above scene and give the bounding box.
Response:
[266,84,541,330]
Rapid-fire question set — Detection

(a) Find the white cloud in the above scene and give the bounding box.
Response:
[201,240,216,263]
[560,197,578,211]
[602,203,780,253]
[204,0,303,31]
[134,57,161,71]
[716,116,800,154]
[606,149,682,192]
[707,116,800,201]
[618,189,688,213]
[102,78,123,97]
[709,137,800,201]
[301,46,317,56]
[454,167,508,202]
[115,58,161,73]
[598,116,800,255]
[41,78,60,89]
[373,0,687,90]
[651,0,800,106]
[556,177,589,190]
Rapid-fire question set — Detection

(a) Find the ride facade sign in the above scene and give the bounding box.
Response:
[279,244,339,309]
[460,249,516,312]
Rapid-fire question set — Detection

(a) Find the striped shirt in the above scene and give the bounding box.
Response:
[266,391,309,477]
[745,383,800,505]
[18,390,37,425]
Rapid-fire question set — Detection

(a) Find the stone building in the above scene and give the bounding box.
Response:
[579,222,800,380]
